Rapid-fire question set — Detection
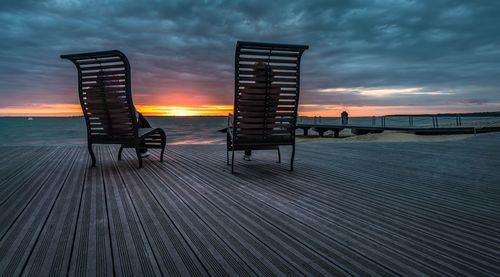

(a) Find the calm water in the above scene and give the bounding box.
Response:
[0,115,498,146]
[0,117,228,146]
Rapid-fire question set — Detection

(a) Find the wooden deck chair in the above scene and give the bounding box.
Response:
[61,50,166,168]
[227,41,309,173]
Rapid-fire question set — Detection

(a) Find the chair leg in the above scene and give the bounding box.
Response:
[159,130,166,163]
[136,148,143,169]
[160,144,166,163]
[226,134,231,165]
[290,144,295,171]
[277,147,281,163]
[231,149,235,173]
[88,143,96,167]
[118,145,124,161]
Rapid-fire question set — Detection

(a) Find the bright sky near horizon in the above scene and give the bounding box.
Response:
[1,0,500,116]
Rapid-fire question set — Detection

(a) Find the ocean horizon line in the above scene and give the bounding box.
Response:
[1,110,500,119]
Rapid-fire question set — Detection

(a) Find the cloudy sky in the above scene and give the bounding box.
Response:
[1,0,500,116]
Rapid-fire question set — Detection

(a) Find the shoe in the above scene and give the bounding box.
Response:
[140,151,150,158]
[243,154,252,161]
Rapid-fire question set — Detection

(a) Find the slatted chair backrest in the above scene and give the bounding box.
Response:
[61,50,138,144]
[233,41,308,144]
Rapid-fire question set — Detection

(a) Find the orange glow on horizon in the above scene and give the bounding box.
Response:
[0,104,82,116]
[136,105,234,116]
[0,103,493,117]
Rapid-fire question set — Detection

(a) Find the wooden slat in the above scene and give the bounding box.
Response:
[239,117,294,123]
[82,87,126,93]
[238,57,297,64]
[238,77,297,83]
[84,99,128,105]
[237,112,295,117]
[87,117,132,124]
[239,83,296,89]
[239,95,296,101]
[81,76,126,82]
[81,70,126,77]
[239,71,297,77]
[81,80,126,87]
[80,64,125,71]
[239,64,297,71]
[87,108,131,115]
[239,49,299,57]
[76,57,123,65]
[85,101,129,108]
[238,100,295,106]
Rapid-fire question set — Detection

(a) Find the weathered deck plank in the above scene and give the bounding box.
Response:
[68,149,114,277]
[1,133,499,276]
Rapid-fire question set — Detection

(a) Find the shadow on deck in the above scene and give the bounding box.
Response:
[1,133,500,276]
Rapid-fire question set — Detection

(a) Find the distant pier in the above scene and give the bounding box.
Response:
[297,112,500,137]
[296,123,500,136]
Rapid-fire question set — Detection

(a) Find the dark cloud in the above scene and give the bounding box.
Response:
[1,0,500,112]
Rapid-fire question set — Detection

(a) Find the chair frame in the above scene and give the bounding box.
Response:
[61,50,166,168]
[227,41,309,173]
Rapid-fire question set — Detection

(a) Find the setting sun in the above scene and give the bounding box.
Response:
[136,105,233,116]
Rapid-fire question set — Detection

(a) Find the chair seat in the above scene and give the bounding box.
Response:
[138,128,165,149]
[139,127,164,138]
[230,134,293,151]
[235,135,292,144]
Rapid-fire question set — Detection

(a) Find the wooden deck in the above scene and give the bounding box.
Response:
[1,133,500,276]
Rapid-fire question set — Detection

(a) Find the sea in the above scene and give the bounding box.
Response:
[0,115,498,146]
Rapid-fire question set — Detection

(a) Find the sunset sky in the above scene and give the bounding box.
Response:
[1,0,500,117]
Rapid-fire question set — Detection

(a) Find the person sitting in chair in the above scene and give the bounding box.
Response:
[93,70,151,158]
[240,62,281,161]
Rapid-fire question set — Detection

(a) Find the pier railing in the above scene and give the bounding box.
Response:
[297,114,500,136]
[300,114,500,129]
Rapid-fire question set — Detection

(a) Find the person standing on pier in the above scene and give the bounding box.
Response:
[341,111,349,125]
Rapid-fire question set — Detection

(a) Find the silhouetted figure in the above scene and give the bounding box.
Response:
[243,62,281,161]
[97,70,151,156]
[341,111,349,125]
